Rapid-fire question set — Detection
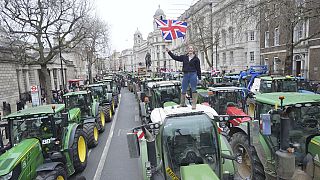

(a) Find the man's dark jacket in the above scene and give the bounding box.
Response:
[168,51,201,80]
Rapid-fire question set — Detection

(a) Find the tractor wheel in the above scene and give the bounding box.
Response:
[230,132,265,180]
[72,128,88,172]
[98,111,106,133]
[83,123,99,148]
[104,105,112,122]
[114,95,119,108]
[111,100,115,115]
[36,165,67,180]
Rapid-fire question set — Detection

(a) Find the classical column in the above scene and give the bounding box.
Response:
[57,69,61,90]
[50,69,55,90]
[34,69,40,85]
[25,70,30,91]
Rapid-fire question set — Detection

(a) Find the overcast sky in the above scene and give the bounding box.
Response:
[95,0,196,53]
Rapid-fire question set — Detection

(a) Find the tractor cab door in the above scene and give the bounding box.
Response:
[0,122,10,155]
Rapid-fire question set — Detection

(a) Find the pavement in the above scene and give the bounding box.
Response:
[70,88,142,180]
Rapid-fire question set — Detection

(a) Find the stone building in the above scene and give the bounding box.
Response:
[119,49,133,72]
[131,6,174,73]
[212,0,260,72]
[260,0,320,80]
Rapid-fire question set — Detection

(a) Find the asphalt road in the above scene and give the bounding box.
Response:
[70,88,142,180]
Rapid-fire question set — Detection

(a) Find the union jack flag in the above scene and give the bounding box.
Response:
[155,19,187,41]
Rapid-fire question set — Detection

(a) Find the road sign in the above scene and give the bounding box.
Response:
[30,85,38,92]
[30,85,41,106]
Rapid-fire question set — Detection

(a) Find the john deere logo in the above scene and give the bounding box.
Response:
[22,160,27,169]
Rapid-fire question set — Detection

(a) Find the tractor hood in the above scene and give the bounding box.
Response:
[180,164,219,180]
[68,107,81,121]
[308,136,320,166]
[226,106,250,126]
[0,138,41,175]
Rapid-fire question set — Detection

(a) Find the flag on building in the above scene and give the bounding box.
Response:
[155,19,187,41]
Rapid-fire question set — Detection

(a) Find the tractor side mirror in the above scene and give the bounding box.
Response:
[126,132,140,158]
[260,114,271,135]
[61,112,69,127]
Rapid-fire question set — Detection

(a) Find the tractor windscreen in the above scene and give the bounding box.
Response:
[162,114,219,178]
[90,86,104,98]
[260,104,320,156]
[157,86,180,104]
[65,94,91,117]
[260,80,298,93]
[12,116,55,146]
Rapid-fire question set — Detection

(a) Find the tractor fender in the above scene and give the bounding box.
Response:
[67,123,81,149]
[228,124,248,137]
[36,162,64,172]
[83,118,96,124]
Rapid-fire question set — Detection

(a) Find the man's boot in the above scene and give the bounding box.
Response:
[178,93,187,108]
[192,92,198,110]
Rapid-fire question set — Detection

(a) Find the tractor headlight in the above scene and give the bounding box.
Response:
[149,124,154,129]
[154,123,160,128]
[0,171,12,180]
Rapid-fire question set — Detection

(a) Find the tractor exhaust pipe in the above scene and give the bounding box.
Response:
[280,116,290,151]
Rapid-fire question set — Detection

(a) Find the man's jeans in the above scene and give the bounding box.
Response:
[181,72,198,94]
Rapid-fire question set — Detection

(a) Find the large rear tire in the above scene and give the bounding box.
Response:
[98,111,106,133]
[104,105,112,122]
[72,128,88,172]
[36,165,67,180]
[230,132,265,180]
[83,123,99,148]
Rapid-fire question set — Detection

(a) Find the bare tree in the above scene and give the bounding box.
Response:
[235,0,320,75]
[189,14,214,68]
[75,17,110,83]
[0,0,91,103]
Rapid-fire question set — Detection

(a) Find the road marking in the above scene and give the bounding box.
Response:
[88,149,92,157]
[117,129,122,136]
[93,94,121,180]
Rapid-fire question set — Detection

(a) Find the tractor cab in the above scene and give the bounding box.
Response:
[68,79,85,92]
[0,104,88,179]
[4,105,67,157]
[139,81,181,124]
[88,83,112,103]
[64,91,94,118]
[207,86,247,115]
[0,121,10,155]
[250,76,298,94]
[245,92,320,179]
[127,104,242,180]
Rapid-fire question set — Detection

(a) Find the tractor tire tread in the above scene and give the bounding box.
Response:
[72,128,88,173]
[83,123,99,148]
[36,165,67,180]
[230,132,265,180]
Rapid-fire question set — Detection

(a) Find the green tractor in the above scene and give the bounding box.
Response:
[63,91,104,148]
[0,104,88,179]
[139,80,181,124]
[230,92,320,179]
[99,79,120,109]
[126,104,243,180]
[88,83,114,123]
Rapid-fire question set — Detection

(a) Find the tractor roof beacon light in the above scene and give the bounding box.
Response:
[51,105,56,113]
[279,96,285,109]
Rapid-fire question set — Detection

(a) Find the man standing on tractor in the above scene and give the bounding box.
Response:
[166,45,201,109]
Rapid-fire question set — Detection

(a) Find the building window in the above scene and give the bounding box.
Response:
[265,31,270,48]
[250,52,254,62]
[296,22,303,41]
[273,57,281,72]
[249,31,255,41]
[222,30,227,46]
[223,52,226,64]
[229,27,234,44]
[230,51,234,64]
[274,28,280,46]
[264,58,269,66]
[162,52,166,59]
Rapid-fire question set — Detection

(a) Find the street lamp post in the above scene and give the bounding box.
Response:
[58,33,65,90]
